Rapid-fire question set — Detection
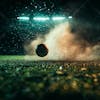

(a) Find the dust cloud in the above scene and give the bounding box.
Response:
[25,22,100,61]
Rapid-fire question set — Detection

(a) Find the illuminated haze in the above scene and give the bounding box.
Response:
[25,22,100,61]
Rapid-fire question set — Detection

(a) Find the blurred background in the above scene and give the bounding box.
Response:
[0,0,100,55]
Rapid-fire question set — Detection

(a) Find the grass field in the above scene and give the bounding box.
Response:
[0,55,47,61]
[0,55,25,61]
[0,56,100,100]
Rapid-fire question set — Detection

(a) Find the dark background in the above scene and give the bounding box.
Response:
[0,0,100,55]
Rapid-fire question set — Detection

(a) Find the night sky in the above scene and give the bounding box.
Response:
[0,0,100,55]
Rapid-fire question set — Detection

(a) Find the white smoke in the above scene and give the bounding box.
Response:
[25,22,100,61]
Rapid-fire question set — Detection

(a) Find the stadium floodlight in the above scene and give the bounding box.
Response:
[52,16,66,21]
[17,16,29,21]
[68,16,72,19]
[33,17,50,21]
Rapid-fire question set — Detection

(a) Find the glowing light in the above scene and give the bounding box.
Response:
[68,16,72,19]
[33,17,50,21]
[17,16,67,22]
[17,16,29,21]
[52,17,66,21]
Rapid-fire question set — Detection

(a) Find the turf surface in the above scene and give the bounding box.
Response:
[0,56,100,100]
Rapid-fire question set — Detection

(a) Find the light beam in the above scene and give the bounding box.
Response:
[33,17,50,21]
[17,16,29,21]
[52,17,66,21]
[68,16,72,19]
